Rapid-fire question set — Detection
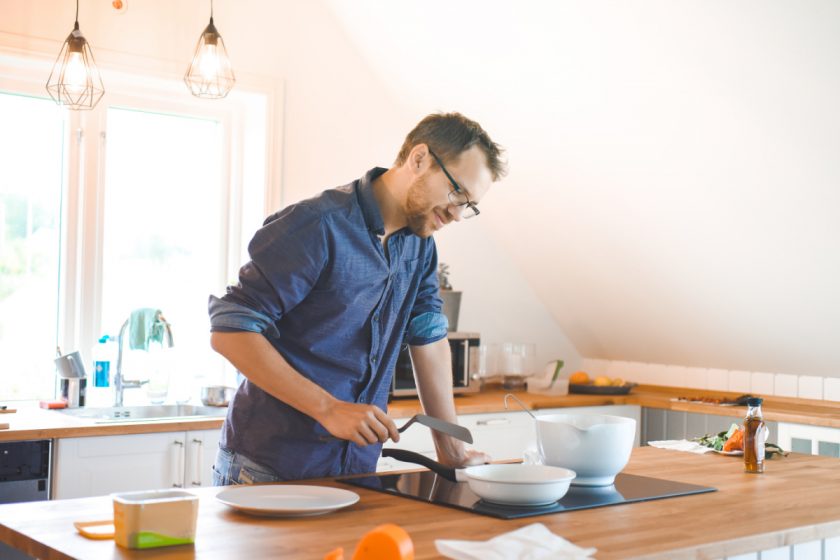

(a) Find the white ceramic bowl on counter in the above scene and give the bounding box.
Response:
[536,413,636,486]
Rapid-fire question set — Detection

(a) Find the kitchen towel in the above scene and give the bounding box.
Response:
[648,439,715,454]
[129,308,167,351]
[435,523,596,560]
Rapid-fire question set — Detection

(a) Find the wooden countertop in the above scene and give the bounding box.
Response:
[2,447,839,559]
[1,385,839,442]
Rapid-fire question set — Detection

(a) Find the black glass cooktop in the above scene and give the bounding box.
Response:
[339,471,716,520]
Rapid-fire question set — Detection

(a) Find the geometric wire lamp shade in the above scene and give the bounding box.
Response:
[184,17,235,99]
[46,21,105,110]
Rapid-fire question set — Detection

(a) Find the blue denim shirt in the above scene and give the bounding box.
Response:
[208,167,447,480]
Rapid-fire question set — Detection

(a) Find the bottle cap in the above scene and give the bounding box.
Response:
[98,335,109,343]
[746,397,763,406]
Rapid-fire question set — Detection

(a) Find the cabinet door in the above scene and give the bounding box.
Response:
[642,408,667,444]
[378,423,436,472]
[777,423,840,457]
[458,411,536,461]
[53,432,185,499]
[184,428,222,487]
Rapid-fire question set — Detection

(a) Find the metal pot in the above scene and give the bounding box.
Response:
[381,448,575,506]
[200,385,235,407]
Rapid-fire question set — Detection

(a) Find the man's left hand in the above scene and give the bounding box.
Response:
[437,446,491,468]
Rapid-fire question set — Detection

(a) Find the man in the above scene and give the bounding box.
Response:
[209,112,506,484]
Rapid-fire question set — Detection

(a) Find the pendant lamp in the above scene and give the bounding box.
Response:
[46,0,105,110]
[184,0,235,99]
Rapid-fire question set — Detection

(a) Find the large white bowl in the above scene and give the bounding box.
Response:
[536,413,636,486]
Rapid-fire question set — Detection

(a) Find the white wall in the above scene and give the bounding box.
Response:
[0,0,579,373]
[329,0,840,379]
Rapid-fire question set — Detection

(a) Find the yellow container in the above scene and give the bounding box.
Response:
[112,490,198,549]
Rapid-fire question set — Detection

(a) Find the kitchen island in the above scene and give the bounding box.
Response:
[1,447,839,560]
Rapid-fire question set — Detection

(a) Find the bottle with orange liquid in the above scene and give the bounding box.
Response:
[744,397,766,474]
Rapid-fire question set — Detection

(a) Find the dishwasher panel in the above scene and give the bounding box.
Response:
[0,439,52,504]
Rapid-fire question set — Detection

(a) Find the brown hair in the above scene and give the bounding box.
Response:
[395,112,507,181]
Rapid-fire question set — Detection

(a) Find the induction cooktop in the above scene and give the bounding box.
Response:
[339,470,716,520]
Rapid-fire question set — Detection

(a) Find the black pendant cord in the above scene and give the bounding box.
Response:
[74,0,79,26]
[210,0,214,20]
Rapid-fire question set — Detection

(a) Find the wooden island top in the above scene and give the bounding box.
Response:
[2,447,840,559]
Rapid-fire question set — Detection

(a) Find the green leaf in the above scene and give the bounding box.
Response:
[548,360,565,387]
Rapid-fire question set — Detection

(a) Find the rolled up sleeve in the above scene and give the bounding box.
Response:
[405,239,446,346]
[208,204,327,334]
[208,296,275,333]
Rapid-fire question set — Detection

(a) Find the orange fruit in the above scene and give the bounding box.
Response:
[593,376,611,386]
[351,523,414,560]
[569,371,589,385]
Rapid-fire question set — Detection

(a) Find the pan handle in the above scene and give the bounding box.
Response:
[380,448,458,483]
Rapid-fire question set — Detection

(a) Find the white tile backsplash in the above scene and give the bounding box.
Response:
[590,359,840,405]
[798,375,824,400]
[728,370,751,393]
[705,368,729,391]
[605,360,635,381]
[750,372,774,396]
[664,365,693,388]
[824,378,840,402]
[627,363,654,385]
[644,363,672,386]
[580,358,609,376]
[774,374,798,397]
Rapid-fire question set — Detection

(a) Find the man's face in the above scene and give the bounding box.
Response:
[404,145,493,238]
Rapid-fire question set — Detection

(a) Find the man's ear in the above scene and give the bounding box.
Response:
[409,144,431,174]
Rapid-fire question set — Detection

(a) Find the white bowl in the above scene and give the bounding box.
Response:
[463,464,576,506]
[536,413,636,486]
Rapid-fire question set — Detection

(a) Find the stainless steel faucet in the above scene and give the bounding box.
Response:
[113,312,175,407]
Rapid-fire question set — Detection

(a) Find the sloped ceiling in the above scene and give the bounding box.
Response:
[327,1,840,376]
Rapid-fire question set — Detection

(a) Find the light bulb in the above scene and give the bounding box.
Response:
[197,44,221,81]
[63,51,88,96]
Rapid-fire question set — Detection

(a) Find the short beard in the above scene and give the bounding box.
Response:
[404,174,435,238]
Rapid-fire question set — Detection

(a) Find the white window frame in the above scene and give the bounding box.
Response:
[0,32,282,396]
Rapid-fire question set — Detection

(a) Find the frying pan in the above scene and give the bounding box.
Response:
[381,448,576,506]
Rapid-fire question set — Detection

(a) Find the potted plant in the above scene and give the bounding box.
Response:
[526,359,569,395]
[438,263,461,332]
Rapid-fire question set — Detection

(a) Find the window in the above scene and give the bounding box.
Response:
[0,52,274,402]
[0,93,65,400]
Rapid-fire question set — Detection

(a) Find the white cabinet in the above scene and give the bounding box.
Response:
[777,422,840,457]
[53,428,221,499]
[459,410,537,461]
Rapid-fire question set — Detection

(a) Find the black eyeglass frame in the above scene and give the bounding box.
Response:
[428,149,480,219]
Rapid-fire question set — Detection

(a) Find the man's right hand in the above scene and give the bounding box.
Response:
[318,401,400,446]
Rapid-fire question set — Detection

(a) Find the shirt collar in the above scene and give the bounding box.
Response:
[356,167,388,236]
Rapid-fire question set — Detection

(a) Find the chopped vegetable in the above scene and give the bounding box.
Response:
[692,423,788,458]
[723,427,744,452]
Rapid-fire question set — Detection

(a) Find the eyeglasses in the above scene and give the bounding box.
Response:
[428,149,480,219]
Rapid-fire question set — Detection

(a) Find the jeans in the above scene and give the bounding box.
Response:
[212,446,281,486]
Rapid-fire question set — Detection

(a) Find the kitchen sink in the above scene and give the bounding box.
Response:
[58,404,228,423]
